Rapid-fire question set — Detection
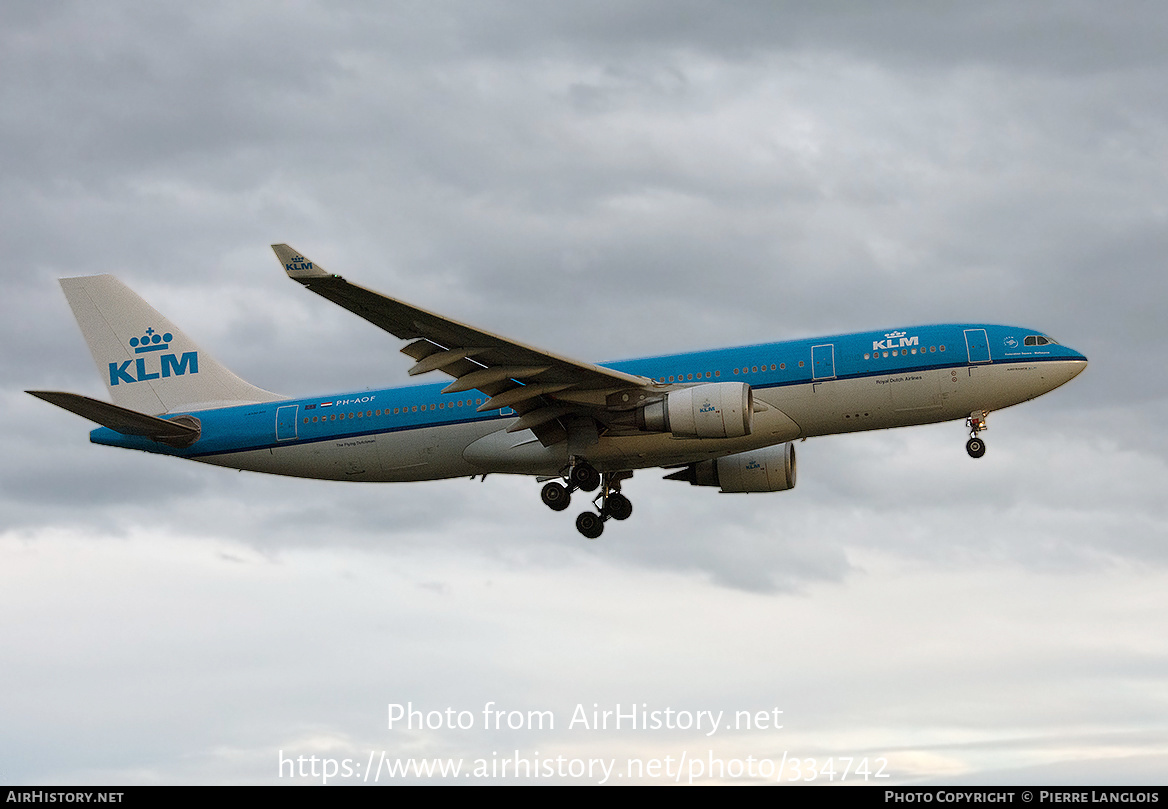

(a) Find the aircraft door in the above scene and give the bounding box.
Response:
[276,405,299,441]
[812,344,836,380]
[964,329,991,364]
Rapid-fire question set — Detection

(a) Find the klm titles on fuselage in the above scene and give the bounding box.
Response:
[109,327,198,386]
[872,331,920,351]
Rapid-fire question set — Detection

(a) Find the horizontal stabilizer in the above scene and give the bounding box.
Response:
[27,391,201,448]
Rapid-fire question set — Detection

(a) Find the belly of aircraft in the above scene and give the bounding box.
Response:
[197,421,496,482]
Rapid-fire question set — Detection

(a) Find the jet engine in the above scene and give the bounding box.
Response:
[637,382,753,439]
[664,442,796,493]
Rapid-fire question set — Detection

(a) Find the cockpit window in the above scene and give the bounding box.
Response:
[1024,335,1058,347]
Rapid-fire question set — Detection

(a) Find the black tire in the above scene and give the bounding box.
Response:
[605,493,633,521]
[541,481,571,511]
[576,511,604,539]
[966,437,986,458]
[570,462,601,492]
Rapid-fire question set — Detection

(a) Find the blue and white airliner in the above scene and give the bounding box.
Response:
[29,245,1088,538]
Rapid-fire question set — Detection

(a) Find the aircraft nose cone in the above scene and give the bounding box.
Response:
[1063,350,1088,382]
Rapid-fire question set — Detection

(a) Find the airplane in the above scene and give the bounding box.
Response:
[28,244,1088,538]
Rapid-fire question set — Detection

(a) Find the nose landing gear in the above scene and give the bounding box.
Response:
[965,410,988,458]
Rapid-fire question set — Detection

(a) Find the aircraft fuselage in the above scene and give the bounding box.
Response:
[90,323,1087,482]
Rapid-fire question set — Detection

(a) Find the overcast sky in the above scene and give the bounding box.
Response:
[2,1,1166,785]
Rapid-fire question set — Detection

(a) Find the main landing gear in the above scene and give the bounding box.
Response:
[965,410,988,458]
[540,460,633,539]
[539,459,598,511]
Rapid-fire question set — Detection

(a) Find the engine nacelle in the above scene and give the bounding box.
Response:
[666,443,796,493]
[638,382,753,439]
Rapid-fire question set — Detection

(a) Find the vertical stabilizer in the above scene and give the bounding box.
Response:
[59,275,284,414]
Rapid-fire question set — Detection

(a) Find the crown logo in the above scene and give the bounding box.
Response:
[129,327,173,354]
[292,255,305,262]
[884,330,907,339]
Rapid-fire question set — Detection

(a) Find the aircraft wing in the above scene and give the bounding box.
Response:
[272,245,658,446]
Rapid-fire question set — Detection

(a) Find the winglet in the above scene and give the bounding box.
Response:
[272,244,331,281]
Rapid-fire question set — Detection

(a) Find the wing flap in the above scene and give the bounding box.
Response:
[478,382,574,413]
[506,405,575,433]
[441,366,551,394]
[407,348,482,376]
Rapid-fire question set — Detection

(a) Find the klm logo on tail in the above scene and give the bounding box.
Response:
[109,327,199,386]
[284,255,314,272]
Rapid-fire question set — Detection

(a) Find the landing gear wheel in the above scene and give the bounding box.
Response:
[570,462,601,492]
[576,511,605,539]
[605,493,633,521]
[966,437,986,458]
[541,481,571,511]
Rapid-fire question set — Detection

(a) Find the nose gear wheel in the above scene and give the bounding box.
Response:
[965,410,988,458]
